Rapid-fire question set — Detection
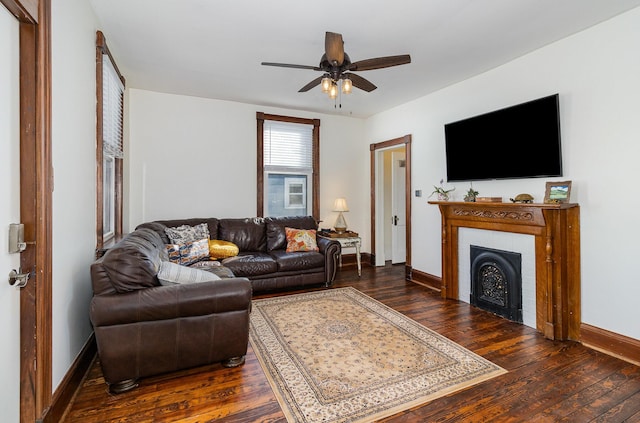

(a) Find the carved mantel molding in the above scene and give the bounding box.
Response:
[429,201,581,341]
[452,207,535,222]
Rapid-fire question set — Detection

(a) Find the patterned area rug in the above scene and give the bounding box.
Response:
[249,287,507,423]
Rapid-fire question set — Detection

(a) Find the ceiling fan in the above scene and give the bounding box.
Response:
[261,32,411,98]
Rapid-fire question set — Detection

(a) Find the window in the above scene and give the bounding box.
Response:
[257,113,320,219]
[284,177,306,209]
[103,156,115,237]
[96,31,125,249]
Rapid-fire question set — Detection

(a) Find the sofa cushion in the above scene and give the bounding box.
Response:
[270,250,325,272]
[218,218,266,252]
[134,222,170,243]
[137,218,219,243]
[157,261,221,285]
[285,227,319,252]
[190,260,222,268]
[101,228,164,293]
[209,239,239,259]
[166,238,209,266]
[221,252,277,277]
[187,259,236,278]
[265,216,317,251]
[164,223,210,244]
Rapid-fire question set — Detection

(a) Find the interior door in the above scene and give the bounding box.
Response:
[391,150,406,264]
[0,5,21,422]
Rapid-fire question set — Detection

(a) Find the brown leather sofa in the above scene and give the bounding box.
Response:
[90,228,253,393]
[137,215,342,293]
[90,216,340,393]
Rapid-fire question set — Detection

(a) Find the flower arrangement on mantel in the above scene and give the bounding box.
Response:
[429,179,455,201]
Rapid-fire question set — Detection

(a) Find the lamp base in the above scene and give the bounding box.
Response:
[334,212,348,234]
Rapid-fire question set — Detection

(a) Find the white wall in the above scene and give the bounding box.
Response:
[0,5,22,422]
[51,0,100,389]
[126,89,369,245]
[366,7,640,340]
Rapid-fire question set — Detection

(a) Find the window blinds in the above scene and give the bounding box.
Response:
[263,121,313,169]
[102,54,124,159]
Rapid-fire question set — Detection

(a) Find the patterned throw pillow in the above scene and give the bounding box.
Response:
[157,261,221,286]
[285,227,319,252]
[208,239,240,259]
[164,223,210,244]
[165,238,210,265]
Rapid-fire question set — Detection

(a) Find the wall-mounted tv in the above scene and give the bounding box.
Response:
[444,94,562,182]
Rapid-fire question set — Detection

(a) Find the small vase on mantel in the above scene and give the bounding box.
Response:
[438,192,450,201]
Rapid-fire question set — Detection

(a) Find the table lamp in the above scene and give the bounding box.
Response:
[333,197,349,233]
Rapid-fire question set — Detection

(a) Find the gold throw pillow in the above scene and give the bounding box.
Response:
[208,239,239,259]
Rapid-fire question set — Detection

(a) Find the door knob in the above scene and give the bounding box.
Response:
[9,269,30,288]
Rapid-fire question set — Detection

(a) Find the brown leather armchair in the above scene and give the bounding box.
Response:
[90,228,252,393]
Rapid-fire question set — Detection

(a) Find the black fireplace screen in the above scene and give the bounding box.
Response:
[470,245,523,323]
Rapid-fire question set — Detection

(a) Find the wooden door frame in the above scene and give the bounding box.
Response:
[1,0,52,422]
[370,135,412,279]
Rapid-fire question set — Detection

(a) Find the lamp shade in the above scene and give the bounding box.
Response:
[328,82,338,99]
[321,76,331,93]
[333,197,349,212]
[342,77,352,94]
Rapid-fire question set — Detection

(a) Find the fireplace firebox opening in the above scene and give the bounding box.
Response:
[470,245,523,323]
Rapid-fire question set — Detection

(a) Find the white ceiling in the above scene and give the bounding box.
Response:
[89,0,640,118]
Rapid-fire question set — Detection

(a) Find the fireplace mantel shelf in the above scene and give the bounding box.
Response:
[429,201,580,341]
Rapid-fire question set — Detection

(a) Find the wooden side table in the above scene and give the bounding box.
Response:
[319,234,361,276]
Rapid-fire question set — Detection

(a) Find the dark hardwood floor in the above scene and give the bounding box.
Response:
[61,264,640,422]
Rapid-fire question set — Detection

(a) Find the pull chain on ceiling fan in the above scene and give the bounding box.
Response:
[261,32,411,102]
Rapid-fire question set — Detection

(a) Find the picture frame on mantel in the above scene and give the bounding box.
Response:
[544,180,572,203]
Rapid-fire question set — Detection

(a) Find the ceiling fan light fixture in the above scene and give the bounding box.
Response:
[342,77,352,94]
[321,76,331,93]
[328,82,338,99]
[262,32,410,102]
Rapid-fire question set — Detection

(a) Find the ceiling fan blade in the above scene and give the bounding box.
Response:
[349,54,411,71]
[346,73,377,92]
[298,76,323,92]
[325,32,344,66]
[261,62,320,71]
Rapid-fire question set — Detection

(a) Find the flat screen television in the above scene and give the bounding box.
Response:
[444,94,562,182]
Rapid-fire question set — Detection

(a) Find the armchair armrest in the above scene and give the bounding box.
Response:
[90,277,252,327]
[317,236,340,254]
[317,236,341,285]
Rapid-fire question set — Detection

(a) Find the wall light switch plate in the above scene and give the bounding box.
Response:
[415,190,422,197]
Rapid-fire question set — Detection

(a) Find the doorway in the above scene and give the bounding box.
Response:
[370,135,412,277]
[380,147,406,264]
